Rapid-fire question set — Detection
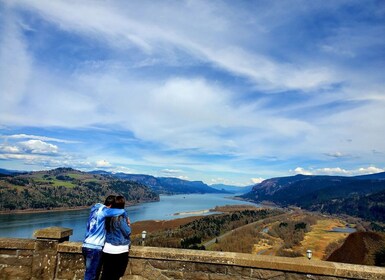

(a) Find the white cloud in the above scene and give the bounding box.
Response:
[251,177,265,184]
[0,144,21,153]
[95,160,111,167]
[293,167,313,176]
[0,134,79,144]
[293,166,385,176]
[19,140,58,155]
[0,7,32,118]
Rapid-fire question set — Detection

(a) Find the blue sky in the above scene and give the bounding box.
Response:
[1,0,385,186]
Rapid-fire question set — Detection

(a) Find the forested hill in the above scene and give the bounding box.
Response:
[241,172,385,222]
[90,171,226,194]
[0,168,159,211]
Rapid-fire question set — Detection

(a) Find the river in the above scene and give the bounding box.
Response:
[0,193,258,241]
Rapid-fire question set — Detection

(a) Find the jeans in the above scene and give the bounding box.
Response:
[82,247,103,280]
[101,252,129,280]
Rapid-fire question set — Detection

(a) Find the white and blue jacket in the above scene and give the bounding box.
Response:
[82,203,126,250]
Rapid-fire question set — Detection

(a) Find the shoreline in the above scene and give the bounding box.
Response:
[0,200,154,215]
[0,206,90,215]
[173,209,211,216]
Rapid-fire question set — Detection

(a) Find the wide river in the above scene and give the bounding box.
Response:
[0,193,257,242]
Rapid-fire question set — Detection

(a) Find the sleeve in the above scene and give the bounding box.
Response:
[119,219,131,238]
[103,207,125,218]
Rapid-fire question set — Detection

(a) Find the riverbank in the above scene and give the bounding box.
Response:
[0,200,153,215]
[0,206,90,215]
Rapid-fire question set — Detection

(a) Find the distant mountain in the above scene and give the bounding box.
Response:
[0,168,26,176]
[0,168,159,211]
[210,184,253,194]
[354,172,385,180]
[90,171,225,194]
[241,173,385,222]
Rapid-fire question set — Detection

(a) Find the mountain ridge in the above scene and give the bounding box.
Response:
[241,172,385,222]
[90,170,226,194]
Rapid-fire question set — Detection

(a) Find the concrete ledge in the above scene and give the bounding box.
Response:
[58,241,82,253]
[34,226,73,242]
[0,238,35,250]
[129,246,385,280]
[4,239,385,279]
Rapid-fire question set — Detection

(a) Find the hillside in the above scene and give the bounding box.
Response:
[327,232,385,266]
[241,173,385,222]
[90,171,225,194]
[0,168,159,211]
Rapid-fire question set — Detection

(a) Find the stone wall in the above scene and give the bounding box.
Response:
[1,227,385,280]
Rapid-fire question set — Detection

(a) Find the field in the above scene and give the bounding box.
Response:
[131,206,355,261]
[294,218,349,259]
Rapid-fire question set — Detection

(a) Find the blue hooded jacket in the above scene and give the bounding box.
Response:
[82,203,126,250]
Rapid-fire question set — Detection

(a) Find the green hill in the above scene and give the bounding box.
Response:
[0,167,159,211]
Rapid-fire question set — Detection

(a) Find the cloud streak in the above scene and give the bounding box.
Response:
[0,0,384,185]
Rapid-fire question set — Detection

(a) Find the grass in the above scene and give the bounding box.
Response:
[293,218,349,260]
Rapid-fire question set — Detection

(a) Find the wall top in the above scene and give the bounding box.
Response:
[34,226,73,240]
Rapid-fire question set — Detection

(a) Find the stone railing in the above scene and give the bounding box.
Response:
[0,227,384,280]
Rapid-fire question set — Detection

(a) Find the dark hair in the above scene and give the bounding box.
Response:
[113,195,126,209]
[104,195,116,207]
[106,195,126,232]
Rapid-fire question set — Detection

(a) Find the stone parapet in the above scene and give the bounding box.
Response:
[1,232,385,279]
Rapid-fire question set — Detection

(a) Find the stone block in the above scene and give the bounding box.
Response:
[34,239,58,252]
[183,271,210,280]
[34,227,73,242]
[168,260,195,271]
[2,265,31,279]
[0,238,35,250]
[129,259,147,275]
[209,274,243,280]
[0,249,17,255]
[148,259,169,270]
[162,270,185,279]
[195,263,227,274]
[251,268,285,279]
[226,266,252,277]
[58,241,82,253]
[0,255,32,266]
[18,249,34,256]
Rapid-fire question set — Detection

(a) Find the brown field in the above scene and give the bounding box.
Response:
[130,207,353,261]
[130,216,203,235]
[251,212,351,259]
[294,218,349,260]
[212,204,263,212]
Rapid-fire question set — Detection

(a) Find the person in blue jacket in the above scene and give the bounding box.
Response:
[82,195,128,280]
[101,195,131,280]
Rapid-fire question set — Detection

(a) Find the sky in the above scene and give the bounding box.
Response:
[0,0,385,186]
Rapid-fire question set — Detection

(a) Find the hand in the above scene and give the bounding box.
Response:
[126,217,131,225]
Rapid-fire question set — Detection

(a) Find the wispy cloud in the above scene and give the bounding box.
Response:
[0,0,384,185]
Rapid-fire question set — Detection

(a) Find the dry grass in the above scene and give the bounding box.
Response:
[295,218,350,260]
[130,216,203,235]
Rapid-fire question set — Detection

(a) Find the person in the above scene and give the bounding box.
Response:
[82,195,128,280]
[101,195,131,280]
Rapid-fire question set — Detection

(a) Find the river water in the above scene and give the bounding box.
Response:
[0,193,257,241]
